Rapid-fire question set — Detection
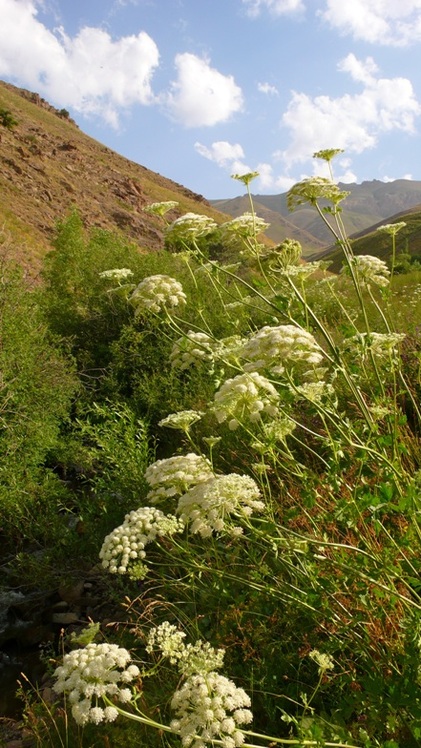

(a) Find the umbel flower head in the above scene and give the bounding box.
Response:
[146,622,225,676]
[144,453,214,503]
[131,275,187,314]
[341,332,406,362]
[287,177,350,210]
[376,221,406,237]
[344,255,390,288]
[165,213,218,246]
[99,268,134,282]
[213,371,280,431]
[100,506,184,577]
[177,473,264,537]
[159,410,203,432]
[170,671,253,748]
[144,200,179,217]
[53,642,139,726]
[218,213,269,243]
[239,324,324,377]
[170,330,217,370]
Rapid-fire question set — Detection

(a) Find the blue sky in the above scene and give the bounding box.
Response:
[1,0,421,199]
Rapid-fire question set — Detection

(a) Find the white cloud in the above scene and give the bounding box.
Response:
[258,82,279,95]
[0,0,159,126]
[165,54,243,128]
[242,0,304,17]
[194,140,251,177]
[255,162,296,191]
[278,56,421,169]
[383,173,413,182]
[194,141,245,167]
[320,0,421,46]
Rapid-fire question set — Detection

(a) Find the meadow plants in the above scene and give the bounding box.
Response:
[49,153,421,748]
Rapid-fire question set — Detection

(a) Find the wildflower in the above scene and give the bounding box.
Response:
[144,453,214,503]
[170,671,252,748]
[165,213,218,245]
[344,255,390,288]
[177,473,264,537]
[292,381,334,403]
[146,623,225,676]
[309,649,335,674]
[231,170,259,186]
[313,148,344,162]
[341,332,405,362]
[99,268,134,282]
[239,324,324,377]
[213,371,280,430]
[99,506,184,577]
[53,642,139,726]
[219,213,269,243]
[170,331,217,370]
[159,410,204,432]
[273,238,302,268]
[278,262,322,281]
[131,275,187,314]
[376,221,406,236]
[143,201,179,216]
[287,177,350,210]
[146,621,187,664]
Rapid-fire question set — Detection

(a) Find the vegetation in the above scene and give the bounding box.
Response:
[0,106,18,129]
[2,153,421,748]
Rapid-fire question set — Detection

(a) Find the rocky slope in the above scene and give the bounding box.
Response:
[0,80,226,274]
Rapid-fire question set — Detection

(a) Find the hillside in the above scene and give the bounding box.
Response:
[310,203,421,272]
[212,179,421,252]
[0,80,228,273]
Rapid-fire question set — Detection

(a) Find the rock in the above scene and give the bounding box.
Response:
[51,611,80,625]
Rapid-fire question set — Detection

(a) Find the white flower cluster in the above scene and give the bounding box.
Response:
[170,671,252,748]
[165,213,218,244]
[146,621,187,664]
[348,255,390,287]
[159,410,203,431]
[239,325,324,376]
[213,371,280,430]
[53,642,139,726]
[131,275,187,314]
[170,331,217,370]
[144,200,179,216]
[342,332,405,361]
[309,649,335,674]
[146,622,225,676]
[99,506,184,576]
[177,474,264,538]
[99,268,134,282]
[219,213,269,242]
[144,453,214,503]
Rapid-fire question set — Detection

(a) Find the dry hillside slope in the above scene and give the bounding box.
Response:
[0,80,227,273]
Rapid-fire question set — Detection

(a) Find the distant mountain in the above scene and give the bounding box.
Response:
[311,203,421,272]
[212,180,421,257]
[0,80,228,274]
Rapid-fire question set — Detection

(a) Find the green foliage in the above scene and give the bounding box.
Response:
[0,253,77,538]
[0,106,18,129]
[8,169,421,747]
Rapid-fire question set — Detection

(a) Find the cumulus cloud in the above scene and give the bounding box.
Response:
[320,0,421,46]
[0,0,159,127]
[242,0,305,17]
[164,54,244,128]
[194,140,251,176]
[258,82,279,95]
[278,55,421,169]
